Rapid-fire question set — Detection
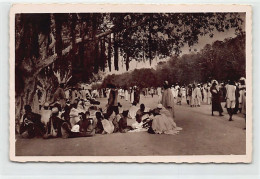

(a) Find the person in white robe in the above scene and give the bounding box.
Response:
[195,84,202,107]
[125,89,129,101]
[161,81,175,118]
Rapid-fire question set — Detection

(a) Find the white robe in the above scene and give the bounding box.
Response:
[125,90,129,101]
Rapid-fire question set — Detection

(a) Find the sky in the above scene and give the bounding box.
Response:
[105,13,245,76]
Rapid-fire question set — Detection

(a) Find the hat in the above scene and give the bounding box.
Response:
[157,104,163,109]
[44,102,49,107]
[51,107,59,114]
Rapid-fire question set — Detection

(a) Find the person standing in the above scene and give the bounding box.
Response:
[133,86,140,104]
[150,87,154,98]
[157,86,162,103]
[239,77,246,129]
[105,84,119,119]
[177,88,182,105]
[129,87,134,103]
[185,85,190,105]
[124,87,129,101]
[210,81,224,116]
[181,86,186,100]
[226,80,237,121]
[195,84,202,107]
[202,84,207,103]
[191,84,196,107]
[161,81,175,118]
[105,88,110,99]
[207,83,212,105]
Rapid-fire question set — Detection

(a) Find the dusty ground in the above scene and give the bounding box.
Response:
[15,95,246,156]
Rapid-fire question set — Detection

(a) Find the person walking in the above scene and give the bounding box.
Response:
[161,81,175,118]
[210,81,224,116]
[226,80,237,121]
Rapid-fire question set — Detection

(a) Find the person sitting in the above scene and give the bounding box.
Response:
[69,100,82,127]
[52,83,66,109]
[76,110,96,137]
[61,100,72,123]
[126,101,139,127]
[95,112,104,134]
[149,104,182,135]
[118,110,130,133]
[136,103,150,123]
[40,102,52,126]
[20,105,45,138]
[43,107,64,139]
[128,101,139,119]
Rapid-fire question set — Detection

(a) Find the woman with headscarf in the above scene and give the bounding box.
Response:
[210,81,224,116]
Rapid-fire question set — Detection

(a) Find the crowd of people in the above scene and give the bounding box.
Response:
[18,81,182,139]
[18,77,246,139]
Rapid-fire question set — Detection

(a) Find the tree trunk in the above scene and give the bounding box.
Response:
[15,74,37,126]
[94,41,99,73]
[107,34,112,71]
[54,14,63,70]
[126,53,130,71]
[101,38,106,72]
[114,33,119,71]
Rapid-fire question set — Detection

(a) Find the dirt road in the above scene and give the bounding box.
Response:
[15,95,246,156]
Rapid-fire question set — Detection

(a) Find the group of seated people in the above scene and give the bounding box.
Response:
[19,98,182,139]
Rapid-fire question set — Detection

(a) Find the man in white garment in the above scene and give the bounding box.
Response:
[226,80,237,121]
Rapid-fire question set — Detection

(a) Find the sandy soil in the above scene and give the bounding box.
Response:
[15,95,246,156]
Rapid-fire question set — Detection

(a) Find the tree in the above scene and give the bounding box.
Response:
[15,13,244,122]
[101,34,245,87]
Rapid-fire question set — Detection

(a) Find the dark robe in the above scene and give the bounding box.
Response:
[210,86,223,113]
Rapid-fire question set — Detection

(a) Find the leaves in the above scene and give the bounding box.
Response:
[102,34,245,87]
[15,12,245,90]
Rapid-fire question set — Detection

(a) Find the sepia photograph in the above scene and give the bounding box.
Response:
[9,4,252,163]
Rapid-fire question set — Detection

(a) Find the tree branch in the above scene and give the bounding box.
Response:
[35,17,148,75]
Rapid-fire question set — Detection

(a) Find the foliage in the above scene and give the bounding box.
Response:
[14,12,244,121]
[102,34,245,87]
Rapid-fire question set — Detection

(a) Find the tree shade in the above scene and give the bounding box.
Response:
[15,13,244,121]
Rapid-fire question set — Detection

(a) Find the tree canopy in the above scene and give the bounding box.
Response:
[15,13,244,120]
[102,34,245,88]
[15,13,244,85]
